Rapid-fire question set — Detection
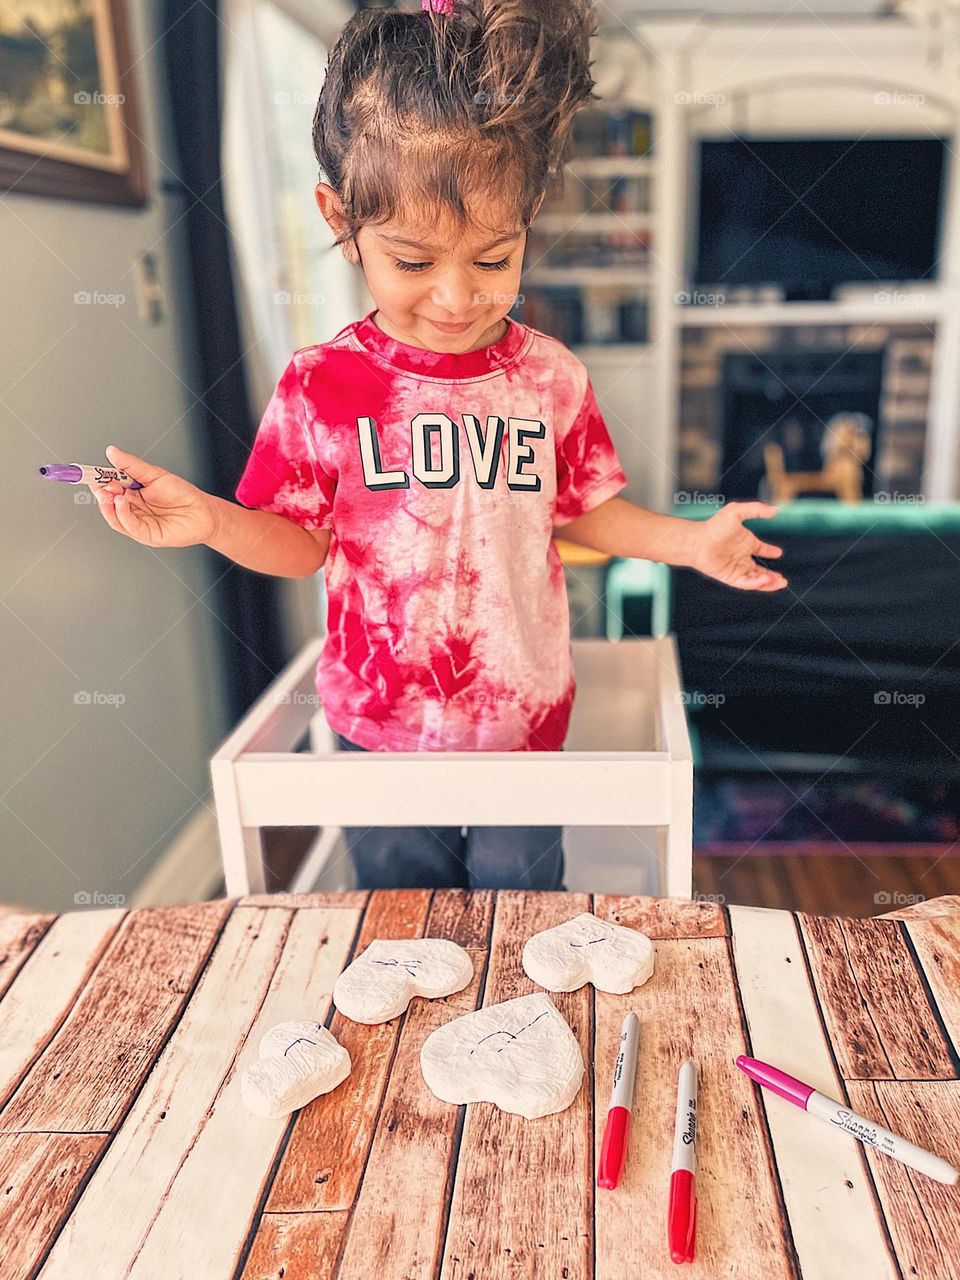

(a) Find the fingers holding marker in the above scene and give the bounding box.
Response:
[90,484,124,533]
[104,444,160,488]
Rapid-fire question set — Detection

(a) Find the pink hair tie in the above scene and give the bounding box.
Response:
[422,0,455,13]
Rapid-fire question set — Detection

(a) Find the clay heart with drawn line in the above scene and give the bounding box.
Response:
[419,992,584,1119]
[333,937,474,1025]
[522,912,654,994]
[240,1019,351,1119]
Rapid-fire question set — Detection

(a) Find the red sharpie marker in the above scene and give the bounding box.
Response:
[597,1012,639,1190]
[668,1058,698,1264]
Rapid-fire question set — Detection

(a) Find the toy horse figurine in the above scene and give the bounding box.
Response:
[763,412,873,504]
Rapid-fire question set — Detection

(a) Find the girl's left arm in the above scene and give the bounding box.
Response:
[556,496,789,593]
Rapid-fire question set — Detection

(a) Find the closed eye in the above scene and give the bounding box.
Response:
[393,257,511,273]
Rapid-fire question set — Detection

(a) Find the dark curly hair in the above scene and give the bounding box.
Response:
[312,0,599,249]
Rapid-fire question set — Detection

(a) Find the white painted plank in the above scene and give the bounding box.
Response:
[125,906,357,1279]
[38,906,358,1279]
[729,905,898,1280]
[234,755,673,827]
[0,910,125,1111]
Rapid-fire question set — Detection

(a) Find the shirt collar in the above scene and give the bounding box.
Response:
[349,309,528,379]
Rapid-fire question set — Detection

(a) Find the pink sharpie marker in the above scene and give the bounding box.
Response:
[737,1055,958,1185]
[39,463,143,490]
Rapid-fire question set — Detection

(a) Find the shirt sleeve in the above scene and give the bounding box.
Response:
[553,374,628,527]
[234,354,336,531]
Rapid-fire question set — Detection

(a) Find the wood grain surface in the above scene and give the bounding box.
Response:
[0,890,956,1280]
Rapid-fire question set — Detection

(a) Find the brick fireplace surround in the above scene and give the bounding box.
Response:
[676,322,934,498]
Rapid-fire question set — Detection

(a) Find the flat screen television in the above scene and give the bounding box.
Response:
[694,137,947,301]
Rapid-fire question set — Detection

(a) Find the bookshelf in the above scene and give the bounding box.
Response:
[516,106,656,352]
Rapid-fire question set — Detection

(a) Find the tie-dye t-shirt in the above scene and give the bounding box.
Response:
[235,309,628,751]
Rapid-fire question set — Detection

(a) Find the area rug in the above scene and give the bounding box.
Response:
[694,775,960,849]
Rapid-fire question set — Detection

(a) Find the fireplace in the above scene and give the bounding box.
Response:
[676,322,934,500]
[719,348,884,500]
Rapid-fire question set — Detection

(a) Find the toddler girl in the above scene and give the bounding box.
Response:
[93,0,787,892]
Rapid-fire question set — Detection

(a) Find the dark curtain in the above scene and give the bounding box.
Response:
[160,0,288,726]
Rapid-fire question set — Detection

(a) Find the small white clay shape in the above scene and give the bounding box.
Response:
[333,938,474,1025]
[522,912,655,994]
[240,1019,351,1119]
[420,992,584,1119]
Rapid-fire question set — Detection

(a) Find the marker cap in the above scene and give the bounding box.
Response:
[736,1055,814,1108]
[597,1105,630,1189]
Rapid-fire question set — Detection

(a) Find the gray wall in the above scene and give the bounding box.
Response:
[0,5,234,911]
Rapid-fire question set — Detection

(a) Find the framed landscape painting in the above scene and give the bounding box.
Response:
[0,0,147,205]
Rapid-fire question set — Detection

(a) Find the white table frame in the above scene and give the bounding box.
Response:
[210,636,693,899]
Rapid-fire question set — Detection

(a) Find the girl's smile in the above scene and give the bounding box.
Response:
[425,317,476,334]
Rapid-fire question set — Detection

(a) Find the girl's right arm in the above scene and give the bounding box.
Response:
[91,445,327,579]
[205,496,329,577]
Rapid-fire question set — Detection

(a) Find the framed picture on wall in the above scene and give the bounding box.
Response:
[0,0,147,206]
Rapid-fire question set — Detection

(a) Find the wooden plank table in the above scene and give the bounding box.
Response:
[0,890,958,1279]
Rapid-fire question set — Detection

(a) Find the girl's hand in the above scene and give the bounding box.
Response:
[690,501,788,592]
[89,445,219,548]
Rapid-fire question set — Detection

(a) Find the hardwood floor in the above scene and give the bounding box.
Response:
[693,846,960,915]
[229,829,960,919]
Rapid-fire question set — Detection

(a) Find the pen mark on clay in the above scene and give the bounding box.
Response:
[284,1038,317,1056]
[470,1009,550,1055]
[569,936,608,948]
[374,958,423,978]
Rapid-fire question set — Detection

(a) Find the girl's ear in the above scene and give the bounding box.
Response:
[315,183,361,266]
[531,192,546,222]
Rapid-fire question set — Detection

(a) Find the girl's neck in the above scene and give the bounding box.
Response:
[371,310,508,354]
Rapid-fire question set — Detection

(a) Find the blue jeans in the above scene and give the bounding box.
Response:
[335,733,566,891]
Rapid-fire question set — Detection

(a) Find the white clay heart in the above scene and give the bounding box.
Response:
[240,1019,351,1119]
[333,937,474,1025]
[419,992,584,1119]
[522,912,655,994]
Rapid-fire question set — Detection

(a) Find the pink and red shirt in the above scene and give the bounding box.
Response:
[235,309,628,751]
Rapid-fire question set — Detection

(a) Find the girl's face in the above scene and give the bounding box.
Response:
[316,183,543,353]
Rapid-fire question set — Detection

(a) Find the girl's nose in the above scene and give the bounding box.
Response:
[430,271,477,318]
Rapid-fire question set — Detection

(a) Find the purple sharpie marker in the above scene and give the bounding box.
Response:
[39,463,143,491]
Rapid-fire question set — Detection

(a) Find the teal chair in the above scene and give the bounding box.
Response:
[605,558,672,641]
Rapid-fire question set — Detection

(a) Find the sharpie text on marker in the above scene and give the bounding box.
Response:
[737,1055,959,1185]
[39,464,143,490]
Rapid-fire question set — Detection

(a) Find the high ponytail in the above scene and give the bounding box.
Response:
[313,0,598,249]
